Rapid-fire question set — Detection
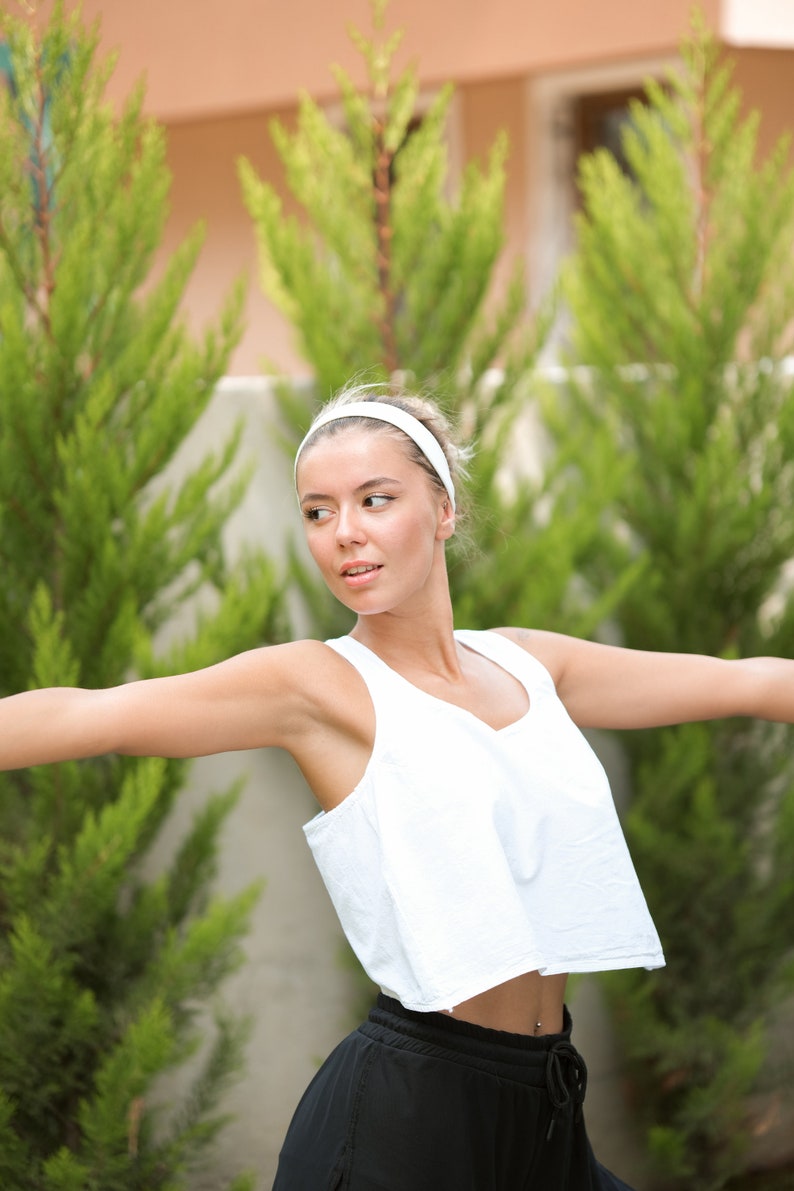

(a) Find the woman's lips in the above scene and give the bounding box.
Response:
[340,563,383,587]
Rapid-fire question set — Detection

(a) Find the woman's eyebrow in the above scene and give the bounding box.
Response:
[355,476,403,492]
[300,476,403,503]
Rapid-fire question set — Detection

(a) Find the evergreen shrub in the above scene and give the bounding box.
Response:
[239,0,632,642]
[557,15,794,1188]
[0,5,288,1187]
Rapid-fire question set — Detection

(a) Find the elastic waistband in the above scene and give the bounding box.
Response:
[361,996,587,1130]
[363,994,574,1071]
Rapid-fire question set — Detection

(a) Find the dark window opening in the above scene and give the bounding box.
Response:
[572,85,652,199]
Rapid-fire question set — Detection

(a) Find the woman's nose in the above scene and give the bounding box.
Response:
[335,506,366,546]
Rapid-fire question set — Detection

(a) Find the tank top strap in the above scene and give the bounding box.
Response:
[322,635,415,728]
[325,630,555,700]
[323,634,398,684]
[453,629,557,695]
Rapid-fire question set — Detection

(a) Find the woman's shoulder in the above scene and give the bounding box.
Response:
[262,638,375,804]
[481,626,571,686]
[270,637,374,725]
[255,636,363,693]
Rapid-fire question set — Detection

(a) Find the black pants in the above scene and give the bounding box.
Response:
[273,996,634,1190]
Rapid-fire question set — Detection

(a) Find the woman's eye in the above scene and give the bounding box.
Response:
[364,494,394,509]
[303,506,332,522]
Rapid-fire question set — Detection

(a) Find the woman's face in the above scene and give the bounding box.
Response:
[296,426,454,616]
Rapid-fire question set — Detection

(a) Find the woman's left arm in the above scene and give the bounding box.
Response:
[499,627,794,730]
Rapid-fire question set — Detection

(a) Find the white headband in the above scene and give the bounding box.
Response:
[294,401,456,511]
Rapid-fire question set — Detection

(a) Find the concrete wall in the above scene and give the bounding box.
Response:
[146,379,361,1187]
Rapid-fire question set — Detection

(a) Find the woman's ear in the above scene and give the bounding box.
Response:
[436,498,456,541]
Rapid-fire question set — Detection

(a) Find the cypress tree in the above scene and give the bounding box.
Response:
[558,15,794,1188]
[0,5,287,1187]
[239,0,628,641]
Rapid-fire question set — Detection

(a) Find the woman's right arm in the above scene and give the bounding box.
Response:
[0,640,322,771]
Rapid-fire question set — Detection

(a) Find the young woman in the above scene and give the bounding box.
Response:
[2,384,793,1190]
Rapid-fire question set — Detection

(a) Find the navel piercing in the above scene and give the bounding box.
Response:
[534,1020,542,1035]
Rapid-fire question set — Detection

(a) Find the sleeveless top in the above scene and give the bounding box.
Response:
[303,629,665,1012]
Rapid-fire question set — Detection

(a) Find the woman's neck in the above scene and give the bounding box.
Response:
[350,601,460,679]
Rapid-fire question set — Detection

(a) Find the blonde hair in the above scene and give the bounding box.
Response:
[299,382,471,509]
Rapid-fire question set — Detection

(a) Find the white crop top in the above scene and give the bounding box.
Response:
[303,629,664,1012]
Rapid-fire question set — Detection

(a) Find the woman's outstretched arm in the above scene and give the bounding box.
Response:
[500,627,794,730]
[0,640,319,771]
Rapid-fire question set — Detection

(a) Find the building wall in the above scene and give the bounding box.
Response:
[21,1,793,374]
[147,25,794,376]
[33,0,715,119]
[460,75,531,298]
[732,47,794,160]
[159,105,306,378]
[157,72,534,376]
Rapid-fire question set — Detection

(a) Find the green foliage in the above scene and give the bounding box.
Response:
[240,2,630,641]
[239,55,507,393]
[0,4,285,1186]
[558,14,794,1187]
[239,4,794,1184]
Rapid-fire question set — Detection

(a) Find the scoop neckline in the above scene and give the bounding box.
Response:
[341,630,533,737]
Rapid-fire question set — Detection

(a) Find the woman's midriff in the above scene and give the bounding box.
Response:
[441,970,569,1036]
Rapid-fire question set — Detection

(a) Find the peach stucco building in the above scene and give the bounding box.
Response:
[27,0,794,377]
[8,2,794,1186]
